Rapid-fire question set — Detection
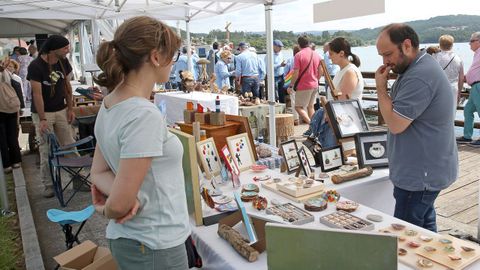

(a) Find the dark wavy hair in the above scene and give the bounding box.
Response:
[329,37,361,67]
[94,16,181,91]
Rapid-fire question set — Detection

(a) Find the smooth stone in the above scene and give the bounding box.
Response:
[366,214,383,222]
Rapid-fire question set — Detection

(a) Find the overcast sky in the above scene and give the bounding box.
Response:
[167,0,480,33]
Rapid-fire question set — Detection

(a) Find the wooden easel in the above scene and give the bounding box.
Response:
[319,60,356,157]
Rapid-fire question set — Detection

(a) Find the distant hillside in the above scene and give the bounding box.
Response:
[182,14,480,50]
[351,15,480,44]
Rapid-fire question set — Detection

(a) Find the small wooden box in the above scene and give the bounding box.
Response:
[183,110,196,124]
[194,112,210,124]
[210,112,225,126]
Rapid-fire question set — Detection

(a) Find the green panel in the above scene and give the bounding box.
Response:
[266,224,398,270]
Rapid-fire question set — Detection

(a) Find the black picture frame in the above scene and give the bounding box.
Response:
[280,139,300,174]
[325,99,370,138]
[354,131,389,168]
[320,145,344,172]
[297,146,313,176]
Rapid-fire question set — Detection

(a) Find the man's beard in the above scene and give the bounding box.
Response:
[391,49,410,74]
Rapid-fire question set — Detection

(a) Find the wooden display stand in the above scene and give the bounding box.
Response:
[210,111,226,126]
[183,109,196,124]
[178,121,241,153]
[266,113,294,145]
[194,112,211,124]
[218,210,267,260]
[261,181,324,203]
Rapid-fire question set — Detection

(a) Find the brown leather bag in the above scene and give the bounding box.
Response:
[0,71,21,113]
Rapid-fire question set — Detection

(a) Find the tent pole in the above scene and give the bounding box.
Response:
[91,19,100,60]
[265,1,276,146]
[78,21,86,83]
[186,19,192,73]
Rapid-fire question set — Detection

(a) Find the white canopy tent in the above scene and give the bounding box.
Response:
[0,0,300,145]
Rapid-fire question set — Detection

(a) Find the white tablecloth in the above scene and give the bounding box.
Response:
[190,168,479,270]
[154,92,239,125]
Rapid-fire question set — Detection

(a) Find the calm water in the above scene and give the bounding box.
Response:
[277,42,474,72]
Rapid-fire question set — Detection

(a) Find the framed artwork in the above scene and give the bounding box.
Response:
[226,133,255,172]
[220,145,240,176]
[320,145,344,172]
[226,114,258,161]
[196,138,222,179]
[233,192,258,244]
[280,139,300,174]
[297,146,314,176]
[325,99,370,138]
[354,131,389,168]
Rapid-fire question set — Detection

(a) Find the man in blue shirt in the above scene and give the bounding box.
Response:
[375,24,458,232]
[172,47,198,89]
[272,40,286,102]
[235,42,261,98]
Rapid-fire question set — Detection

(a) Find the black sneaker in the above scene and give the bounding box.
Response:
[456,136,472,144]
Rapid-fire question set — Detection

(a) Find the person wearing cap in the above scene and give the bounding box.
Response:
[271,39,286,102]
[235,42,261,98]
[27,34,76,198]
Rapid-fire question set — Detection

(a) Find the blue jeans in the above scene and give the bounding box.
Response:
[309,108,337,148]
[463,83,480,139]
[241,77,260,98]
[275,75,285,103]
[393,186,440,232]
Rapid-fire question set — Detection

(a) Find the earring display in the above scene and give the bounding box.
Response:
[266,203,314,225]
[380,225,480,270]
[319,210,374,231]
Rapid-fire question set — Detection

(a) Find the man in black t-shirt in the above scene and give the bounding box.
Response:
[27,35,76,198]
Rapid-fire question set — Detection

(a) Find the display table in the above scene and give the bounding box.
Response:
[154,92,239,125]
[238,103,286,139]
[191,168,479,270]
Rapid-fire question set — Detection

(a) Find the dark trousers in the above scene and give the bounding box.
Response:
[275,75,285,103]
[0,112,21,168]
[241,77,260,98]
[393,186,440,232]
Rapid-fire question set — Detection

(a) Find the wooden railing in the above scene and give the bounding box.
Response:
[320,72,480,128]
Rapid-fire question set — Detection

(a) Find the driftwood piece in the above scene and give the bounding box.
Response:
[331,166,373,184]
[217,224,259,262]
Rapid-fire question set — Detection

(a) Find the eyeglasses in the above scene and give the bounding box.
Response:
[470,39,479,43]
[172,51,181,62]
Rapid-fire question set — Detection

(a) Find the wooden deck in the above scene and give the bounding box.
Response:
[292,122,480,237]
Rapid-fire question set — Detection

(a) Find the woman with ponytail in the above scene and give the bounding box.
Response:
[91,16,191,269]
[328,37,364,100]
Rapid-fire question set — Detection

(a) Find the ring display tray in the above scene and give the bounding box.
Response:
[380,225,480,270]
[276,181,325,198]
[320,210,374,231]
[265,203,314,225]
[261,181,324,203]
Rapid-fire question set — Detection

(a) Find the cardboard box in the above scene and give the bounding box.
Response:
[53,240,117,270]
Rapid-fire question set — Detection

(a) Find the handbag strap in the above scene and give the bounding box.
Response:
[443,56,455,70]
[293,50,314,90]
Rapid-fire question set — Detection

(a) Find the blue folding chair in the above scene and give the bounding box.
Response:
[46,205,95,250]
[47,133,95,207]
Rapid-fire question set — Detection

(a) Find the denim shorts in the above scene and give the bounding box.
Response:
[109,238,188,270]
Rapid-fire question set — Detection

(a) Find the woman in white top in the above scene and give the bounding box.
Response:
[328,37,364,101]
[433,34,464,110]
[91,16,190,269]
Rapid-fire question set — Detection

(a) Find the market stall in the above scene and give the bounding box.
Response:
[154,91,238,125]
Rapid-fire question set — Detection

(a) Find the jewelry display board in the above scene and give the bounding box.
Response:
[265,203,314,225]
[380,225,480,270]
[261,180,324,203]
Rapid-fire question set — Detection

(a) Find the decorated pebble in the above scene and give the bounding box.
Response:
[448,255,462,261]
[424,246,436,252]
[461,246,475,252]
[417,258,433,268]
[304,198,328,212]
[408,241,421,248]
[439,238,452,244]
[398,248,407,256]
[366,214,383,222]
[444,245,455,253]
[391,223,406,230]
[405,229,418,236]
[336,201,359,212]
[419,235,433,242]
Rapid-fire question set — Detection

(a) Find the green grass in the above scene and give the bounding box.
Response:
[0,173,24,270]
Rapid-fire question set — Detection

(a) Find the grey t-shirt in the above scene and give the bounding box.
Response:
[389,51,458,191]
[94,97,190,249]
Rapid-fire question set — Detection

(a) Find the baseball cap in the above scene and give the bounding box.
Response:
[273,39,284,47]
